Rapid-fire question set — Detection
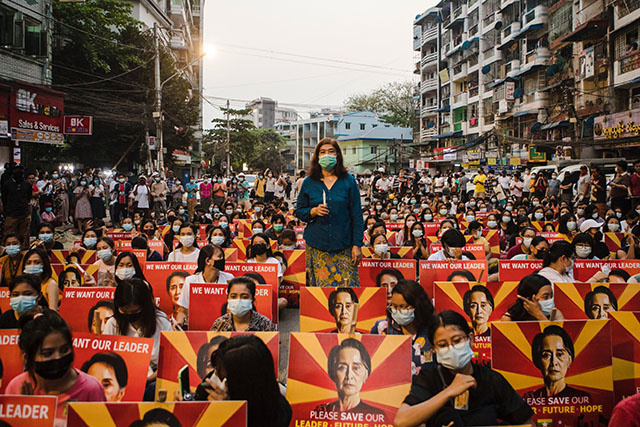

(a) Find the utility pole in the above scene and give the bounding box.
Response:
[154,23,164,173]
[225,99,231,176]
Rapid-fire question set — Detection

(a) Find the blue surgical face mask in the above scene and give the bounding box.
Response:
[318,154,338,170]
[219,221,229,229]
[5,245,21,256]
[391,308,415,326]
[436,340,474,371]
[10,295,38,314]
[390,214,398,221]
[227,298,253,317]
[122,223,134,231]
[24,264,44,275]
[538,298,555,317]
[211,235,226,246]
[97,249,113,261]
[39,233,53,242]
[84,237,97,248]
[172,225,181,233]
[425,214,433,221]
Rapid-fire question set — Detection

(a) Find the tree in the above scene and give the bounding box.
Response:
[203,107,257,172]
[248,129,287,172]
[344,81,417,130]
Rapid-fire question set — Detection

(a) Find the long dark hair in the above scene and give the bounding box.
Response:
[307,138,348,181]
[247,233,274,259]
[213,335,282,427]
[195,244,224,274]
[506,273,552,321]
[22,247,53,283]
[543,240,574,267]
[113,278,158,337]
[391,280,435,332]
[19,310,73,380]
[114,251,146,283]
[427,310,471,346]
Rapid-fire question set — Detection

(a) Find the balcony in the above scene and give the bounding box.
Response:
[422,104,438,116]
[448,4,468,26]
[452,62,468,80]
[506,59,521,77]
[170,0,187,26]
[191,0,201,16]
[616,0,640,28]
[170,31,188,50]
[469,86,479,99]
[421,128,439,141]
[500,0,519,11]
[421,52,438,68]
[421,77,439,92]
[516,5,549,38]
[422,26,438,44]
[453,92,468,108]
[614,50,640,87]
[500,22,521,46]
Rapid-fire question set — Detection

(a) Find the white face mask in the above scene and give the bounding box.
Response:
[436,340,474,371]
[522,237,533,248]
[575,246,592,258]
[566,221,577,231]
[374,243,388,255]
[180,235,195,247]
[538,298,555,317]
[607,223,620,232]
[116,267,136,280]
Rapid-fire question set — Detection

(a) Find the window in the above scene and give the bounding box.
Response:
[371,146,377,154]
[372,124,378,128]
[345,122,351,130]
[0,7,15,46]
[352,147,356,154]
[360,123,365,130]
[25,19,46,56]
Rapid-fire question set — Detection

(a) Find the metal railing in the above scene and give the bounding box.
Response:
[620,50,640,74]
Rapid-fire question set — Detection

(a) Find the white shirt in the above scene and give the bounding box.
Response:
[538,266,573,284]
[167,248,200,263]
[427,250,470,261]
[247,257,284,278]
[499,176,511,190]
[177,270,235,309]
[133,184,150,208]
[103,310,172,374]
[376,178,392,192]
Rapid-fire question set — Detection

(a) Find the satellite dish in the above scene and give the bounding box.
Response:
[462,40,471,50]
[482,65,491,74]
[495,20,503,30]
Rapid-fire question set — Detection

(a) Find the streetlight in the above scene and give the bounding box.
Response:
[153,23,206,173]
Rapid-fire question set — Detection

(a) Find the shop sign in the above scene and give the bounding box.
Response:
[594,107,640,140]
[9,83,64,144]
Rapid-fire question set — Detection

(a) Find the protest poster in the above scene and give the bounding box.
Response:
[426,235,473,249]
[0,287,10,312]
[280,249,305,308]
[130,249,147,269]
[609,311,640,402]
[106,231,132,241]
[68,401,247,426]
[423,222,441,237]
[299,287,386,334]
[428,243,486,259]
[50,263,99,285]
[224,261,279,322]
[231,239,277,261]
[115,239,163,255]
[188,283,273,331]
[72,332,153,402]
[155,331,278,401]
[484,229,500,257]
[492,320,614,425]
[224,247,238,262]
[59,287,115,334]
[530,221,558,232]
[144,262,198,319]
[573,259,640,282]
[419,260,488,297]
[294,226,306,248]
[433,281,519,365]
[0,395,57,427]
[357,258,417,287]
[287,333,411,426]
[604,232,627,257]
[0,330,22,393]
[498,260,543,282]
[50,249,96,265]
[360,246,414,260]
[554,282,640,320]
[384,221,404,231]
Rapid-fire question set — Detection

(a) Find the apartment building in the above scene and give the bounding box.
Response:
[245,97,298,129]
[414,0,640,167]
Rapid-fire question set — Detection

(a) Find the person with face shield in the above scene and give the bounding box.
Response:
[428,229,469,261]
[501,273,564,321]
[394,310,534,427]
[5,310,105,425]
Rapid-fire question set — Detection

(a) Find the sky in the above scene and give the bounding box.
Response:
[201,0,437,128]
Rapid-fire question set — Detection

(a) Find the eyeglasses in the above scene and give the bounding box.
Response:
[434,335,469,352]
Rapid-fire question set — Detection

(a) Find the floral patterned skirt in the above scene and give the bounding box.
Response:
[306,246,359,287]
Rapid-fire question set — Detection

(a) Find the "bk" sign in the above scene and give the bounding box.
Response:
[63,116,93,135]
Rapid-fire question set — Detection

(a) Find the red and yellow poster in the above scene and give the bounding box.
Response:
[287,333,411,426]
[433,281,519,365]
[144,262,198,318]
[231,239,277,261]
[280,249,306,308]
[156,331,278,401]
[0,330,22,394]
[224,247,238,262]
[68,401,247,427]
[50,249,96,265]
[299,287,386,334]
[188,283,273,331]
[106,231,132,241]
[358,259,417,287]
[573,259,640,282]
[554,282,640,320]
[360,246,414,260]
[60,287,115,333]
[428,243,486,259]
[419,260,488,297]
[530,221,558,232]
[609,311,640,403]
[0,395,57,427]
[224,261,279,321]
[72,333,153,402]
[51,263,99,286]
[498,260,543,282]
[491,320,614,425]
[0,287,10,312]
[604,232,627,257]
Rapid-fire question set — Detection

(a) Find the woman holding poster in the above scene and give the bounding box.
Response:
[370,280,435,376]
[538,240,575,283]
[210,277,276,332]
[5,311,106,425]
[501,274,564,321]
[295,138,364,287]
[395,310,534,427]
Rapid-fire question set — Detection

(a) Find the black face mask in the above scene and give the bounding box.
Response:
[34,352,74,380]
[124,311,143,323]
[213,258,225,271]
[144,229,155,237]
[252,243,268,256]
[535,250,547,260]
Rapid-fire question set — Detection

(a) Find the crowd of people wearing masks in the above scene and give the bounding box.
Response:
[0,140,638,427]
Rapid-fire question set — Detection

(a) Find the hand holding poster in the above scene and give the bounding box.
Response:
[358,258,416,287]
[419,260,488,297]
[491,320,614,426]
[287,333,411,426]
[0,330,22,393]
[299,287,386,334]
[0,395,57,427]
[155,331,279,401]
[188,283,273,331]
[72,332,153,402]
[59,287,115,333]
[433,281,519,365]
[68,401,247,426]
[554,282,640,320]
